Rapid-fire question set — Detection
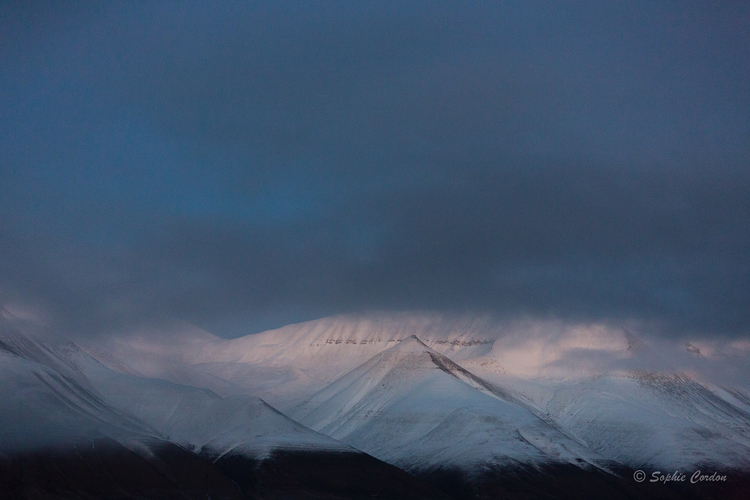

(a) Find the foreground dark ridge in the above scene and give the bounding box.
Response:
[214,450,750,500]
[0,438,245,500]
[1,442,452,500]
[2,437,750,499]
[212,450,453,500]
[418,463,750,500]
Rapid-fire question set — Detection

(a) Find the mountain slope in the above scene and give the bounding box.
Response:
[81,313,501,405]
[56,339,357,460]
[291,336,607,472]
[0,319,249,499]
[0,322,160,452]
[0,315,454,500]
[77,313,750,471]
[544,372,750,469]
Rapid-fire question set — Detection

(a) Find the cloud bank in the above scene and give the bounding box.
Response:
[1,1,748,338]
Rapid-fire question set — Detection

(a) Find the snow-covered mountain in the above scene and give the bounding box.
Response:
[80,313,503,404]
[62,344,353,459]
[0,318,249,498]
[0,313,352,460]
[289,335,609,473]
[0,311,457,499]
[5,309,750,498]
[0,321,157,452]
[75,312,750,475]
[544,372,750,469]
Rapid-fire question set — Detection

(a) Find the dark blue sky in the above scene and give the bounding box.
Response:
[1,1,748,338]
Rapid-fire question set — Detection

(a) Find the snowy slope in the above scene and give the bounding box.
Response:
[59,341,355,460]
[0,313,456,499]
[72,312,750,471]
[290,336,608,472]
[1,315,354,462]
[80,313,502,405]
[544,372,750,469]
[0,322,159,453]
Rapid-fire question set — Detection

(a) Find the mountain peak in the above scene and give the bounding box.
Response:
[388,335,431,353]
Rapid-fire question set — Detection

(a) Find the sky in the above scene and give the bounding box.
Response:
[1,1,748,339]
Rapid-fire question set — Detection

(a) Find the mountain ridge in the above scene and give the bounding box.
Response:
[4,311,750,498]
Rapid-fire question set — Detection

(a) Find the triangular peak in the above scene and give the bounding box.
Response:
[387,334,433,353]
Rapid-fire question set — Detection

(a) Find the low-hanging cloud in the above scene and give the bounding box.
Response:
[1,1,748,339]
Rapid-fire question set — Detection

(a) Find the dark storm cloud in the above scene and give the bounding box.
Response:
[1,1,748,337]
